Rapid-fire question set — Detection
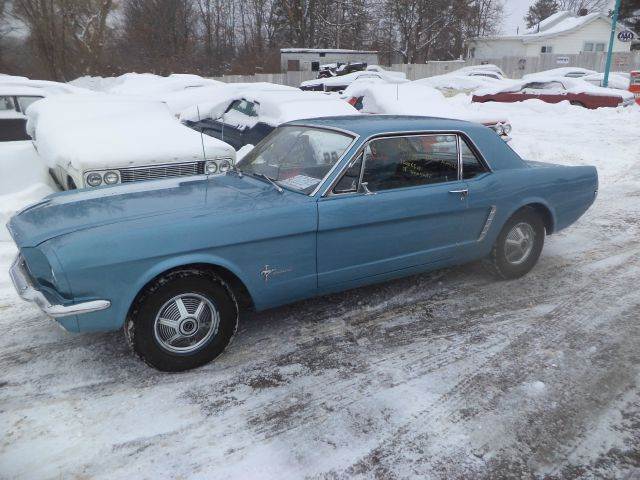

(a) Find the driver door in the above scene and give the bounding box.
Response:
[317,134,470,288]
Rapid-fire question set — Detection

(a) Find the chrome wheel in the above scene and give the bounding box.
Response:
[504,222,535,266]
[153,293,219,354]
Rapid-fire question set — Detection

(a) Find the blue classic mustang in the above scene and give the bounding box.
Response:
[8,116,598,371]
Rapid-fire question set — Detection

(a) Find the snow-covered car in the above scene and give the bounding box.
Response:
[581,72,630,91]
[523,67,597,80]
[7,116,598,371]
[26,96,236,190]
[180,89,358,150]
[415,65,509,95]
[472,77,636,109]
[300,70,408,92]
[0,85,45,141]
[343,82,513,140]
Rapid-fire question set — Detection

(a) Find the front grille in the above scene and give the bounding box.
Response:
[120,161,205,183]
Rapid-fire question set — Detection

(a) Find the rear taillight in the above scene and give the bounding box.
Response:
[347,97,358,106]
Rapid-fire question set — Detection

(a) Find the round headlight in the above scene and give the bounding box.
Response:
[205,161,218,175]
[502,123,512,135]
[86,172,102,187]
[103,171,120,185]
[219,160,231,173]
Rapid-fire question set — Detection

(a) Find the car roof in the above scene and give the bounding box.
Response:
[286,114,477,137]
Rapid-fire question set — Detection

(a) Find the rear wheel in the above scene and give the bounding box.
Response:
[485,208,545,280]
[125,269,238,371]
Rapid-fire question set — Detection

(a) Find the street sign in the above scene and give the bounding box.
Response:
[618,30,635,42]
[556,56,570,64]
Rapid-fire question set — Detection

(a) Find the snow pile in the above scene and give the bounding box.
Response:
[0,75,89,95]
[365,65,407,80]
[180,89,357,126]
[26,95,235,172]
[71,73,223,96]
[0,141,56,240]
[343,82,508,125]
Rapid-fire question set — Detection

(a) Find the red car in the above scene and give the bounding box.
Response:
[473,77,636,109]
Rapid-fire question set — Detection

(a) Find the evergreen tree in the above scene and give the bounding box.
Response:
[525,0,560,29]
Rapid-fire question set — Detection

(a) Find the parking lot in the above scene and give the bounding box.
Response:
[1,97,639,479]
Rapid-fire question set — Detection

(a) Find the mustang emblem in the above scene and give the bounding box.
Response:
[260,265,292,283]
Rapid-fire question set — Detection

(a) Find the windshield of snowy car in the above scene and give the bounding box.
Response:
[237,125,354,194]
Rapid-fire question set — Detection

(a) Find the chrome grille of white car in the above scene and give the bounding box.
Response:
[119,161,205,183]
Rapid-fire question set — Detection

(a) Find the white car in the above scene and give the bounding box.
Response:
[416,64,510,94]
[180,88,358,150]
[343,82,513,140]
[523,67,597,80]
[27,95,236,190]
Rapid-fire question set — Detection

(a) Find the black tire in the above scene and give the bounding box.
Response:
[67,176,77,190]
[570,101,586,108]
[125,269,238,372]
[484,208,545,280]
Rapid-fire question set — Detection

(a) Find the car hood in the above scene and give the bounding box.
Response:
[7,174,305,248]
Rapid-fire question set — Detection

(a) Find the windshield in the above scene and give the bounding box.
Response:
[237,125,354,194]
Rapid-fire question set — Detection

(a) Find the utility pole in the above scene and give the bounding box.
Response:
[603,0,622,87]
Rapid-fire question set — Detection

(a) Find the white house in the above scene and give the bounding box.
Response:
[468,11,632,60]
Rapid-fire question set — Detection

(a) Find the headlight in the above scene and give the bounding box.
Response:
[502,123,512,135]
[86,172,102,187]
[492,124,504,135]
[205,161,218,175]
[103,171,120,185]
[219,159,231,173]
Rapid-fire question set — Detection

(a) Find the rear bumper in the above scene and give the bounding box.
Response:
[9,254,110,318]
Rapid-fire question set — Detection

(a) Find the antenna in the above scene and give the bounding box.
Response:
[197,105,207,164]
[396,83,399,101]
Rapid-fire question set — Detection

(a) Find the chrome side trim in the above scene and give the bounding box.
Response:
[9,255,110,318]
[478,206,497,242]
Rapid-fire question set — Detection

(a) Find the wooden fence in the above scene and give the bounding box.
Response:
[209,52,640,86]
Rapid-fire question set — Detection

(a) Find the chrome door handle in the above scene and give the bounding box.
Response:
[449,189,469,200]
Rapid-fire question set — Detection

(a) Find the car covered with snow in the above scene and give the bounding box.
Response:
[522,67,597,80]
[472,77,636,109]
[415,64,510,95]
[180,89,358,149]
[7,115,598,371]
[344,82,513,139]
[0,85,46,141]
[300,70,408,92]
[26,95,236,190]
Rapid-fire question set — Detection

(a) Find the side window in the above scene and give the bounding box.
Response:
[0,96,16,111]
[333,153,363,194]
[361,135,458,192]
[460,140,487,180]
[16,96,42,113]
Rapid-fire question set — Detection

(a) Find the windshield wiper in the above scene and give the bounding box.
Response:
[252,172,284,193]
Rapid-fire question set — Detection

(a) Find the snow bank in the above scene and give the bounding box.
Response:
[0,76,89,95]
[26,95,235,172]
[71,73,223,96]
[0,141,57,240]
[180,89,357,126]
[582,73,630,91]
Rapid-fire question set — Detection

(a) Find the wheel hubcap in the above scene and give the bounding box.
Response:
[153,293,219,354]
[504,222,535,266]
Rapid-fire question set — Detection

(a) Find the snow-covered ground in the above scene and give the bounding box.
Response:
[1,97,640,479]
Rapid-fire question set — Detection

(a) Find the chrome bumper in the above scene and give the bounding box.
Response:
[9,255,110,318]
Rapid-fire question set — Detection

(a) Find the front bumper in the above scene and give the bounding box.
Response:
[9,255,110,318]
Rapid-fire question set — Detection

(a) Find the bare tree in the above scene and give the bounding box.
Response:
[11,0,115,80]
[557,0,608,14]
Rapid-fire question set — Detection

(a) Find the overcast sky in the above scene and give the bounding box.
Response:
[501,0,534,35]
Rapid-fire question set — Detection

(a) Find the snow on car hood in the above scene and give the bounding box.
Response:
[26,95,235,172]
[343,82,509,125]
[300,70,408,88]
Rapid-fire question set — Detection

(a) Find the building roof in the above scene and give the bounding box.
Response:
[280,48,378,54]
[472,11,623,43]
